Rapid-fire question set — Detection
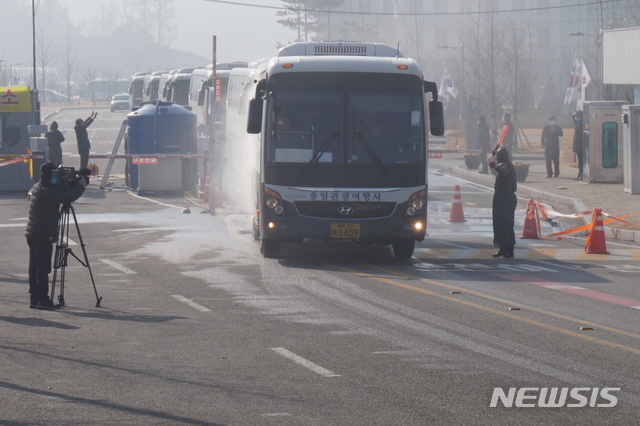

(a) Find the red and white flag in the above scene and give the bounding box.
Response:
[438,65,458,102]
[564,56,582,105]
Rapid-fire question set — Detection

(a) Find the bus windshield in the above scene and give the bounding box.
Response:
[264,72,425,187]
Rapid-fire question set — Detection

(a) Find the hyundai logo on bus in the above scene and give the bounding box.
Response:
[338,206,354,216]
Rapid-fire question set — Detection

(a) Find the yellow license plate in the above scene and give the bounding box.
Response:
[330,223,360,239]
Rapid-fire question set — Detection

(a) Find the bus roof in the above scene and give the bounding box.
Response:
[277,42,402,58]
[267,55,422,77]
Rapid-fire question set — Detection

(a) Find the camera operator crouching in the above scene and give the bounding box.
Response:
[25,163,88,310]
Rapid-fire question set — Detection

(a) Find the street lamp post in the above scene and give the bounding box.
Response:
[32,0,37,90]
[438,43,465,145]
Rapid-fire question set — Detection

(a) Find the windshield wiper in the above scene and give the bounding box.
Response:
[353,130,388,175]
[307,129,339,165]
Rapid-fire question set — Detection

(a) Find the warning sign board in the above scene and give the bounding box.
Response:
[0,86,32,112]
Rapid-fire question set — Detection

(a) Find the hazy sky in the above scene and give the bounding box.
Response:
[60,0,295,63]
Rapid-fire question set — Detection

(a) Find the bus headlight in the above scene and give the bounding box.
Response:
[405,189,426,217]
[265,188,286,216]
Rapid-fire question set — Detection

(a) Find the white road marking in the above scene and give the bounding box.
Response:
[99,258,137,274]
[172,294,212,312]
[270,347,341,377]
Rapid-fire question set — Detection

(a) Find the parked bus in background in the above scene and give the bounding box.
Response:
[158,71,175,102]
[189,67,214,135]
[129,72,149,108]
[211,62,248,131]
[223,63,266,209]
[246,42,444,259]
[143,71,165,104]
[166,68,195,106]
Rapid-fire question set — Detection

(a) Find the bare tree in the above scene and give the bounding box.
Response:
[277,0,318,43]
[390,0,427,68]
[503,23,537,118]
[461,0,507,137]
[37,34,57,102]
[89,1,124,38]
[83,67,98,104]
[61,31,78,102]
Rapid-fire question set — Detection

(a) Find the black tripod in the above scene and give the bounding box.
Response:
[50,203,102,308]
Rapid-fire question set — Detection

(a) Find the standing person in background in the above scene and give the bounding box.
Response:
[541,115,564,178]
[489,147,517,258]
[501,113,515,161]
[74,111,97,169]
[572,110,584,181]
[477,116,491,174]
[45,121,64,167]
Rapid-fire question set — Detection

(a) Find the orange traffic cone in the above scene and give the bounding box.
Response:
[521,199,541,239]
[448,185,466,222]
[585,208,609,254]
[203,171,211,204]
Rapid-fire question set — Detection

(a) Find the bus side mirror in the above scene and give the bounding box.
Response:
[423,80,445,136]
[197,88,206,106]
[247,98,263,134]
[429,100,445,136]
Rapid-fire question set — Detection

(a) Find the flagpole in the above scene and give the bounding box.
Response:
[459,43,465,149]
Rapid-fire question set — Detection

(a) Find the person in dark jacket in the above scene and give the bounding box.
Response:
[45,121,65,166]
[572,110,584,181]
[477,116,491,174]
[25,163,86,309]
[489,147,517,258]
[541,115,564,178]
[74,111,97,169]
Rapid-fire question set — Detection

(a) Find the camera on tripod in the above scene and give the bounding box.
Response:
[51,166,91,188]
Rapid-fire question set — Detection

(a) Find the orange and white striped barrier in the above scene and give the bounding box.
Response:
[535,202,640,241]
[0,152,32,168]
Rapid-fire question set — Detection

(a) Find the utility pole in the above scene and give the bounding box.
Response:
[32,0,37,90]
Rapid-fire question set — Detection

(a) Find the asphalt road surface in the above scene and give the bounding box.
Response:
[0,107,638,425]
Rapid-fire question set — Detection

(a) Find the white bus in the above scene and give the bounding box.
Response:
[247,42,444,259]
[129,72,149,108]
[166,67,195,106]
[143,71,165,104]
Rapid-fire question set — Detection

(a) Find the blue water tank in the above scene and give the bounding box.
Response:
[126,101,198,189]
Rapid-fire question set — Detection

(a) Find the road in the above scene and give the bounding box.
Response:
[0,107,638,425]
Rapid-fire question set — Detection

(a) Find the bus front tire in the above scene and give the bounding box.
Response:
[261,240,281,259]
[392,240,415,259]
